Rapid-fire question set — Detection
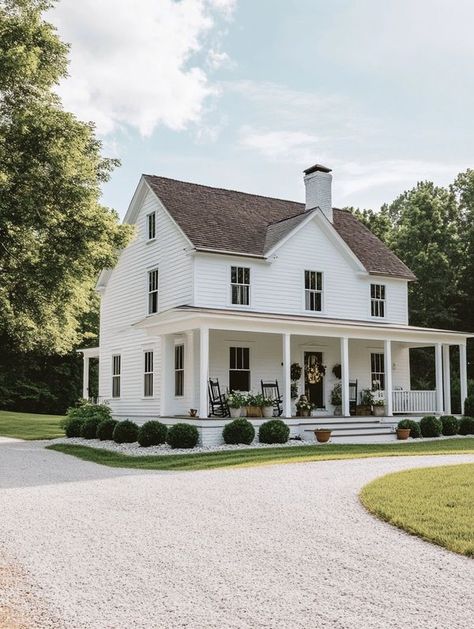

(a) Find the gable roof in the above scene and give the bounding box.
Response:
[143,175,416,280]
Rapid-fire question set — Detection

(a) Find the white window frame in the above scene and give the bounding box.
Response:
[371,352,385,391]
[112,354,121,398]
[174,344,184,397]
[370,283,386,318]
[147,268,159,315]
[229,346,251,392]
[230,265,251,307]
[304,270,323,312]
[146,211,156,241]
[144,350,154,398]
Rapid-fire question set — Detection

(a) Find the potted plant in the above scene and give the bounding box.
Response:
[227,392,246,418]
[188,408,198,417]
[372,399,386,417]
[357,389,374,416]
[246,393,263,417]
[314,427,332,443]
[296,395,312,417]
[396,423,411,440]
[261,397,275,418]
[330,382,342,416]
[332,364,341,379]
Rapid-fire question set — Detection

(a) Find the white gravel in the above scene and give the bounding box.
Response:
[0,440,473,629]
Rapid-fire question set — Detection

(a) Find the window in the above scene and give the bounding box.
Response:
[371,283,386,317]
[174,344,184,396]
[144,351,154,397]
[146,211,156,240]
[305,271,323,311]
[231,266,250,306]
[229,347,250,391]
[112,355,121,398]
[148,269,159,314]
[371,353,385,391]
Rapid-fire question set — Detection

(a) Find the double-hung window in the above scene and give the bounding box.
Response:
[231,266,250,306]
[174,344,184,397]
[144,351,154,397]
[371,353,385,391]
[146,211,156,240]
[148,269,159,314]
[112,355,121,398]
[229,347,250,391]
[305,270,323,312]
[371,283,386,318]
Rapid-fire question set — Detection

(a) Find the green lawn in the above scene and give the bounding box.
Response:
[47,437,474,471]
[360,464,474,556]
[0,410,64,440]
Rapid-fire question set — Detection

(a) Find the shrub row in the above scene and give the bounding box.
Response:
[397,415,474,438]
[223,418,289,445]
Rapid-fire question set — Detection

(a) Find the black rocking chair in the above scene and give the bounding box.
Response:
[208,378,230,417]
[349,379,358,416]
[261,380,283,416]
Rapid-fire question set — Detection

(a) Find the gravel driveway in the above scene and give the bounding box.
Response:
[1,440,473,629]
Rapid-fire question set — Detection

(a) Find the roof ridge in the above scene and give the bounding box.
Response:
[266,208,314,227]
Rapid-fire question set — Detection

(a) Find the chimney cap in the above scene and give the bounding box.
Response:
[303,163,332,175]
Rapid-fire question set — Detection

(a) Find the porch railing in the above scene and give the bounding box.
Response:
[392,390,437,414]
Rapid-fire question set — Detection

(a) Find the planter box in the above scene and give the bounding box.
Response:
[246,405,262,418]
[356,405,372,416]
[372,405,386,417]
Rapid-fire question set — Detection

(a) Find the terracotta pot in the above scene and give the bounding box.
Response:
[396,427,411,440]
[314,429,332,443]
[246,405,262,418]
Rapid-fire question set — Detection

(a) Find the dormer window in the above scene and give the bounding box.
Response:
[371,283,386,317]
[231,266,250,306]
[305,270,323,311]
[146,211,156,240]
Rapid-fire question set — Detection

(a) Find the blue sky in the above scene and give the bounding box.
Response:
[50,0,474,217]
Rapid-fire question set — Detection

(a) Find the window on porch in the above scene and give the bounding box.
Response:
[371,283,386,317]
[371,352,385,391]
[112,354,121,398]
[231,266,250,306]
[175,344,184,397]
[304,270,323,311]
[229,347,250,391]
[144,351,154,397]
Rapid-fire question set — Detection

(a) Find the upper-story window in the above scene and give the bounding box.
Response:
[371,283,386,318]
[304,270,323,311]
[231,266,250,306]
[146,211,156,240]
[112,354,121,398]
[148,269,159,314]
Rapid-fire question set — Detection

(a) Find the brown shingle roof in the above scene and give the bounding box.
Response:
[144,175,416,280]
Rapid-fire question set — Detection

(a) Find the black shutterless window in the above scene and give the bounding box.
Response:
[148,269,159,314]
[144,351,153,397]
[229,347,250,391]
[175,345,184,396]
[112,355,121,398]
[231,266,250,305]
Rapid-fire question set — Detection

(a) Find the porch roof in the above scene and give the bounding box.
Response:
[135,306,472,345]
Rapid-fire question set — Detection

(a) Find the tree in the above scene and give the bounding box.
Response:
[0,0,131,354]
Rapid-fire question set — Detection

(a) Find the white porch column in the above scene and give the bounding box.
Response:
[282,333,292,418]
[460,344,468,415]
[186,330,196,409]
[82,355,89,400]
[442,344,451,415]
[384,339,393,417]
[340,337,350,417]
[435,343,443,414]
[159,335,170,417]
[199,326,209,419]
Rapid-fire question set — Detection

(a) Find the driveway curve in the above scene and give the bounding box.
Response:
[0,440,473,629]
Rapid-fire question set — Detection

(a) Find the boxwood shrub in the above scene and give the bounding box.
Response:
[66,403,112,423]
[458,416,474,436]
[137,421,168,447]
[166,423,199,449]
[65,418,84,438]
[397,419,421,439]
[441,415,459,436]
[223,418,255,445]
[97,419,118,441]
[464,396,474,418]
[113,420,139,444]
[259,419,290,444]
[419,415,443,438]
[81,417,104,439]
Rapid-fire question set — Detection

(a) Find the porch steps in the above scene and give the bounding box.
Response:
[302,418,398,444]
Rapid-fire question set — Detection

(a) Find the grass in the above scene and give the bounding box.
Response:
[0,410,64,440]
[360,464,474,556]
[47,437,474,472]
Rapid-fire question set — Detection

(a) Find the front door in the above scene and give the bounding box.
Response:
[304,351,324,408]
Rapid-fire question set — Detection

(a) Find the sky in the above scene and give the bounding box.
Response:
[49,0,474,218]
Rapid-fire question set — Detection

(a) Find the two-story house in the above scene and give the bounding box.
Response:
[80,164,470,433]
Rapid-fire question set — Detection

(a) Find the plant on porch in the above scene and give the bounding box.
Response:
[227,392,247,418]
[372,398,386,417]
[330,382,342,415]
[296,395,313,417]
[290,363,302,399]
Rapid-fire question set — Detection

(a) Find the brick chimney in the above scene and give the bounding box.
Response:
[303,163,333,222]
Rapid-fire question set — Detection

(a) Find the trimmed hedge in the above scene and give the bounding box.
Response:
[223,418,255,445]
[97,419,118,441]
[137,421,168,447]
[458,416,474,436]
[81,417,103,439]
[464,396,474,418]
[419,415,443,438]
[441,415,459,436]
[65,418,83,438]
[397,419,421,439]
[113,420,139,444]
[259,419,290,444]
[63,403,112,437]
[166,423,199,449]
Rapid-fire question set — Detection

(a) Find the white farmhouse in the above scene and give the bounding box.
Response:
[80,164,470,441]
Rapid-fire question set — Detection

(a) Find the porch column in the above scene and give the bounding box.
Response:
[82,355,89,400]
[186,331,196,409]
[282,333,292,418]
[435,343,443,414]
[460,344,468,415]
[442,344,451,415]
[340,337,350,417]
[159,335,172,417]
[199,326,209,419]
[384,339,393,417]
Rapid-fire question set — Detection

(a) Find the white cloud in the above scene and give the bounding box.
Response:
[239,127,319,160]
[49,0,235,136]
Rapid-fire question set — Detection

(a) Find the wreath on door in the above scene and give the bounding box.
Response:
[305,362,326,384]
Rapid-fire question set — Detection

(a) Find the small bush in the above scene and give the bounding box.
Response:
[65,418,84,438]
[97,419,118,441]
[223,418,255,445]
[81,417,103,439]
[66,403,112,424]
[113,420,139,444]
[166,423,199,449]
[137,421,168,447]
[397,419,421,439]
[419,415,443,438]
[458,416,474,436]
[464,396,474,418]
[441,415,459,436]
[259,419,290,444]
